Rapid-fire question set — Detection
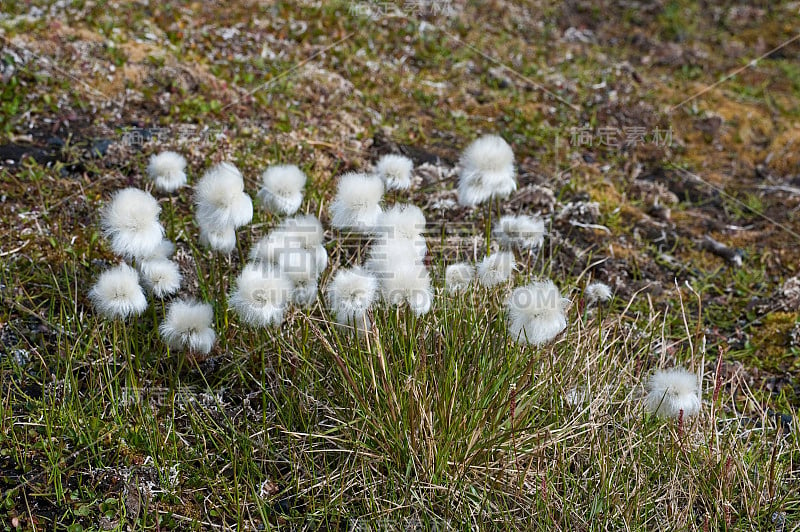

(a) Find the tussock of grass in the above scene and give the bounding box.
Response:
[2,1,800,529]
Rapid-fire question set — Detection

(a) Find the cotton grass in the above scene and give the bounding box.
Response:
[89,263,148,320]
[257,164,306,216]
[101,188,164,260]
[147,151,187,193]
[160,299,216,355]
[506,280,569,346]
[644,368,701,419]
[329,172,384,230]
[458,134,517,206]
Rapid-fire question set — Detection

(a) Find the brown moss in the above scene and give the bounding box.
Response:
[749,312,799,370]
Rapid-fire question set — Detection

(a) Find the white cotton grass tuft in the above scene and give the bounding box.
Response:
[457,134,517,206]
[506,280,569,346]
[329,172,384,230]
[138,258,182,298]
[199,224,237,254]
[365,237,426,277]
[477,251,516,287]
[101,188,164,260]
[249,231,286,265]
[644,368,702,419]
[585,281,613,305]
[326,267,378,332]
[89,263,148,319]
[147,151,187,193]
[445,262,474,295]
[494,214,545,250]
[159,300,216,355]
[276,247,318,279]
[374,204,426,240]
[257,164,306,216]
[195,162,253,231]
[229,263,292,327]
[278,214,328,272]
[375,154,414,191]
[379,262,433,315]
[281,214,325,248]
[144,239,176,260]
[250,220,328,275]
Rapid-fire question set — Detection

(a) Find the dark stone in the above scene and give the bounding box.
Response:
[86,139,113,158]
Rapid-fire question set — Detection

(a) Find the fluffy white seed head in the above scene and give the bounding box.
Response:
[494,215,545,250]
[147,151,187,192]
[365,237,426,278]
[445,262,474,295]
[379,262,433,316]
[138,259,182,298]
[375,154,413,190]
[101,188,164,260]
[645,368,701,419]
[257,164,306,215]
[199,224,237,254]
[195,162,253,230]
[89,263,148,319]
[327,267,378,322]
[159,300,216,354]
[149,239,176,260]
[275,215,328,272]
[329,172,384,230]
[280,214,325,248]
[477,251,516,287]
[375,204,426,240]
[249,231,285,264]
[250,229,327,276]
[585,281,613,305]
[229,263,292,327]
[277,247,320,284]
[506,280,569,346]
[458,135,517,206]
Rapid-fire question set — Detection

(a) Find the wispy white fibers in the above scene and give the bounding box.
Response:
[585,281,613,305]
[458,135,516,206]
[278,214,328,272]
[199,224,237,254]
[250,217,328,277]
[494,214,545,250]
[645,368,701,419]
[277,247,320,307]
[369,204,427,264]
[375,204,426,240]
[147,151,187,193]
[138,239,175,261]
[257,164,306,216]
[477,251,515,287]
[89,263,148,319]
[379,262,433,315]
[375,154,413,191]
[326,266,378,334]
[329,172,383,230]
[138,258,182,298]
[101,188,164,260]
[506,280,569,346]
[159,299,216,355]
[365,237,426,277]
[229,263,292,327]
[195,162,253,231]
[445,262,474,295]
